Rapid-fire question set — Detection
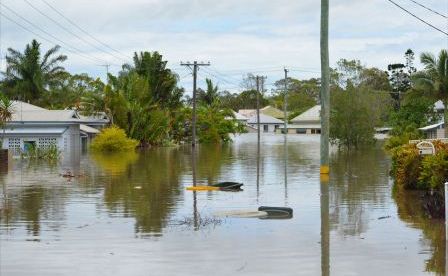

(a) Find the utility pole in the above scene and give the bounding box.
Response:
[320,0,330,176]
[100,64,110,83]
[181,61,210,147]
[254,75,267,141]
[283,68,289,135]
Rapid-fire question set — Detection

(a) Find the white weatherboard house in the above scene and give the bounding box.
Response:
[1,101,108,157]
[281,105,321,134]
[246,113,284,133]
[420,122,445,139]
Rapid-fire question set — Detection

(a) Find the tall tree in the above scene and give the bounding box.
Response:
[198,78,219,106]
[0,94,14,147]
[3,39,67,102]
[386,49,416,109]
[414,49,448,137]
[123,51,182,109]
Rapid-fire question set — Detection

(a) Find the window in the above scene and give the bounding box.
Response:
[263,125,269,132]
[296,129,306,134]
[38,137,57,149]
[24,141,36,153]
[8,138,21,155]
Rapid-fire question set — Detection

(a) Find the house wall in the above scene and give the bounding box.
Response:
[3,135,63,156]
[1,125,81,157]
[275,127,321,134]
[248,124,281,133]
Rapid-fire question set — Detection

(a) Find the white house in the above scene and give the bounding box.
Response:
[280,105,321,134]
[420,121,445,139]
[246,113,284,133]
[1,101,108,157]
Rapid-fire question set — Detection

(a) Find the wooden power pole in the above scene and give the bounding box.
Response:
[254,75,267,141]
[181,61,210,147]
[320,0,330,176]
[283,68,289,135]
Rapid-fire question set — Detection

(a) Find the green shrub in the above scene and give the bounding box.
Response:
[390,143,422,189]
[419,150,448,191]
[390,140,448,191]
[21,144,60,160]
[90,126,139,152]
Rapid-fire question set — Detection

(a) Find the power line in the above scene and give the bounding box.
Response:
[387,0,448,36]
[1,3,106,64]
[22,0,129,63]
[200,67,241,86]
[408,0,447,19]
[40,0,132,61]
[0,11,106,65]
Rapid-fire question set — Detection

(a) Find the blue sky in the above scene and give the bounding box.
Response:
[0,0,446,95]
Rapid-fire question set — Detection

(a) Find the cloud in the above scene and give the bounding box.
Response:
[0,0,446,93]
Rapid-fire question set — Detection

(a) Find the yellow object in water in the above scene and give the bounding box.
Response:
[186,186,220,191]
[320,165,330,174]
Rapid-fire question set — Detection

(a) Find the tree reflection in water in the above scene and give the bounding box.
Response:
[95,148,184,236]
[329,145,391,236]
[394,189,445,275]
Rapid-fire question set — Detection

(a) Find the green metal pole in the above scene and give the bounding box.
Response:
[320,0,330,175]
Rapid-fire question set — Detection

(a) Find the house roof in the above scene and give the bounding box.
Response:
[8,101,109,125]
[247,113,284,124]
[232,111,248,121]
[11,110,79,122]
[238,109,257,118]
[80,124,100,134]
[291,105,321,123]
[3,126,68,135]
[11,101,46,112]
[261,105,286,119]
[420,122,444,131]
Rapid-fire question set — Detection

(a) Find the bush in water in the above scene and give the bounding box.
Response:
[90,126,139,152]
[390,140,448,191]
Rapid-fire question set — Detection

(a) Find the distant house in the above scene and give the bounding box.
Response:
[420,122,445,139]
[247,113,284,133]
[1,101,108,157]
[280,105,321,134]
[238,109,257,119]
[238,106,287,120]
[260,106,286,119]
[230,111,249,123]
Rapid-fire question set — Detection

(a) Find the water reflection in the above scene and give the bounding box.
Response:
[329,146,391,236]
[394,189,446,275]
[321,180,330,276]
[0,161,69,237]
[91,151,138,175]
[95,148,184,236]
[0,135,446,275]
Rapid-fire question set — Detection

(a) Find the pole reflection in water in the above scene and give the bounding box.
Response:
[192,146,199,231]
[283,134,288,203]
[256,135,260,202]
[320,179,330,276]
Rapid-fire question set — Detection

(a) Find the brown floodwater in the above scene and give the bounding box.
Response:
[0,134,445,275]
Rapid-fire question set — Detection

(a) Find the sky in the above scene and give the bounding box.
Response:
[0,0,447,95]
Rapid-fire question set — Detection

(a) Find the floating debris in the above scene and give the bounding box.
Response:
[175,214,223,228]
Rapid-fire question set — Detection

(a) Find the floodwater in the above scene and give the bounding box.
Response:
[0,134,445,275]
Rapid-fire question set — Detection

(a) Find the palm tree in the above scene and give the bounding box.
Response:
[414,50,448,136]
[199,78,220,106]
[3,39,67,102]
[0,94,14,148]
